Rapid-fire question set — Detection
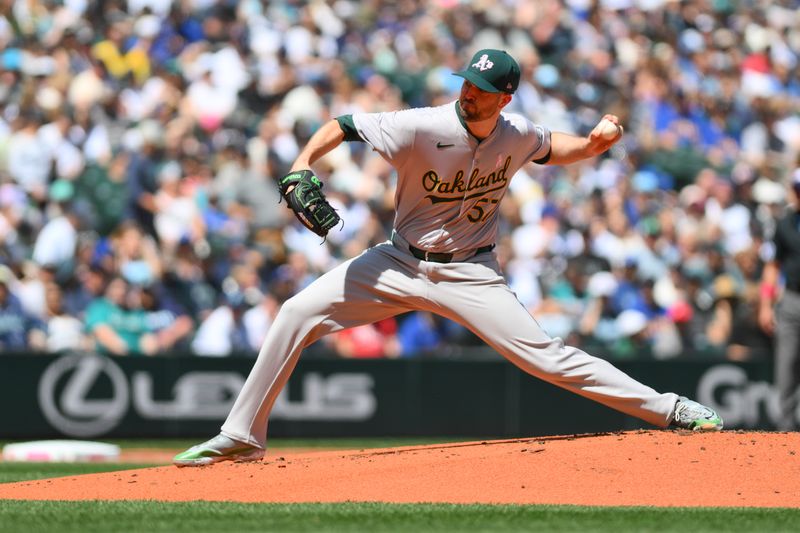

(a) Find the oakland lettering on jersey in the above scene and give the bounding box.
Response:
[423,156,511,204]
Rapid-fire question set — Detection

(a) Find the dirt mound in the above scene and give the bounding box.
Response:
[1,430,798,507]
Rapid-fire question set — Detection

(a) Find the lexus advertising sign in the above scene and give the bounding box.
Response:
[0,354,787,439]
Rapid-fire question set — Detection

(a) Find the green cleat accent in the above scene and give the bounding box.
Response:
[670,397,723,431]
[173,434,264,467]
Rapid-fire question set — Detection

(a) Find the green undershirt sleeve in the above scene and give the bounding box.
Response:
[336,115,363,142]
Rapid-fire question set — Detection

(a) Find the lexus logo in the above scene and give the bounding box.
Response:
[36,354,377,438]
[37,353,129,437]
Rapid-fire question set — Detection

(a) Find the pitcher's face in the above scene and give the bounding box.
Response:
[458,81,511,122]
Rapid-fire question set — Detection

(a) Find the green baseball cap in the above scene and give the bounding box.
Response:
[453,49,521,94]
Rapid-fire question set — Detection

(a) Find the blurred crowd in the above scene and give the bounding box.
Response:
[0,0,798,361]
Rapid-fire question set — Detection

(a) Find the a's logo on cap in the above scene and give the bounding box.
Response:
[472,54,494,71]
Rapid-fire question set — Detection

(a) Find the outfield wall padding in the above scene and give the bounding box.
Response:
[0,352,784,439]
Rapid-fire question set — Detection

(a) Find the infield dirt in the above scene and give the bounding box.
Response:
[1,430,798,507]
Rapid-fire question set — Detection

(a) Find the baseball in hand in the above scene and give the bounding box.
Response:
[597,119,621,140]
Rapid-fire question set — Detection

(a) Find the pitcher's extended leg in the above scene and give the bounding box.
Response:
[221,243,425,448]
[430,259,678,426]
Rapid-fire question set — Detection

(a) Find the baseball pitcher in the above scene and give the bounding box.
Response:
[174,49,722,466]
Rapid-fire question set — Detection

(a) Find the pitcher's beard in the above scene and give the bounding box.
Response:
[458,100,493,122]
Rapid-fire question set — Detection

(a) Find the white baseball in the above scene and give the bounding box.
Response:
[597,119,621,140]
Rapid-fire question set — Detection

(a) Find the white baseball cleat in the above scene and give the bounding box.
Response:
[173,434,264,467]
[669,397,723,431]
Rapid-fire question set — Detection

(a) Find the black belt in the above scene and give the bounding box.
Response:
[406,242,495,263]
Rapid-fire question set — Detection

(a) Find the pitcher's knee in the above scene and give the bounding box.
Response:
[273,295,316,329]
[529,355,564,376]
[521,338,574,375]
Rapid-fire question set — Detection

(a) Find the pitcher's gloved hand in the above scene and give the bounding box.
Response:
[278,170,340,238]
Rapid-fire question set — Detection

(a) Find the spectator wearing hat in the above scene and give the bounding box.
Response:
[759,170,800,430]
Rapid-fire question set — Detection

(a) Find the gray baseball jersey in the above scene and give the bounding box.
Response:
[352,101,550,252]
[218,101,679,449]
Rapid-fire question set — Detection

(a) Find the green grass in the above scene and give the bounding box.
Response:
[0,462,155,484]
[0,500,798,533]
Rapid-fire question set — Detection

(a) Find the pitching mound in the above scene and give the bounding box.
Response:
[1,430,798,507]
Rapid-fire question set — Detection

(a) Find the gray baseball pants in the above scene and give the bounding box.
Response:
[775,290,800,430]
[221,235,679,448]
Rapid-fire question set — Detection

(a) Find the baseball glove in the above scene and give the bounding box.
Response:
[278,169,340,238]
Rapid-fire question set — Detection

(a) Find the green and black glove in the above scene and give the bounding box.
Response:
[278,170,340,238]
